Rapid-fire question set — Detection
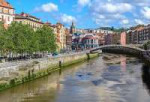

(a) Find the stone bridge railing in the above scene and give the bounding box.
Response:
[90,45,145,57]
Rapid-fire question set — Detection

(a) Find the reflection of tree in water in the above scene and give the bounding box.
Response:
[142,64,150,95]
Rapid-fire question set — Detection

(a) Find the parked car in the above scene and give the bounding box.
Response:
[52,52,58,56]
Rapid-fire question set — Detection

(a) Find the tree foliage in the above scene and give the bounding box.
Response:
[0,22,57,57]
[36,25,57,52]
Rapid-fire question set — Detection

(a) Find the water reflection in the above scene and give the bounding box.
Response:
[120,55,127,72]
[142,64,150,95]
[0,55,150,102]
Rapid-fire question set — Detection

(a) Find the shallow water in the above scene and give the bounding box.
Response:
[0,54,150,102]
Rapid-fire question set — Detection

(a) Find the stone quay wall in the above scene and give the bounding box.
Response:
[0,53,99,91]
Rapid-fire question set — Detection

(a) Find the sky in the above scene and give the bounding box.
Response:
[8,0,150,29]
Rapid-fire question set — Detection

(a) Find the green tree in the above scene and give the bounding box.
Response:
[6,22,35,55]
[36,25,57,53]
[0,22,6,56]
[0,22,57,58]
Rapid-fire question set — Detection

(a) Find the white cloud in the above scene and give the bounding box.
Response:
[103,3,132,13]
[135,19,144,24]
[35,3,58,12]
[141,7,150,19]
[88,0,133,26]
[78,0,91,6]
[121,19,129,24]
[90,2,133,14]
[59,14,76,25]
[108,0,150,6]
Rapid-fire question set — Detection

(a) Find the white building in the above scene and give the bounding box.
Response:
[0,0,15,27]
[93,29,113,34]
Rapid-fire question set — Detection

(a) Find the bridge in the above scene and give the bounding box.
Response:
[90,45,145,57]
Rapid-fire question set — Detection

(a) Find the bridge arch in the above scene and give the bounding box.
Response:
[90,45,145,57]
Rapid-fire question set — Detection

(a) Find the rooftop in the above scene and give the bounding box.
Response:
[0,0,14,9]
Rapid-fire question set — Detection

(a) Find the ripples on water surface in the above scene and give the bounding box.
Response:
[0,54,150,102]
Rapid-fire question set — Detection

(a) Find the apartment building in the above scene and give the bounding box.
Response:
[0,0,15,28]
[15,12,43,30]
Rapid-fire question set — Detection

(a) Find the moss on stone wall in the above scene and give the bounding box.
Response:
[0,53,99,92]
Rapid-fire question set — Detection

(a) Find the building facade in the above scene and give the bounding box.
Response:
[55,23,66,51]
[82,34,99,49]
[15,12,43,30]
[105,33,120,45]
[65,28,72,51]
[0,0,15,28]
[126,26,150,44]
[72,33,99,50]
[120,32,126,46]
[93,29,113,34]
[95,33,105,45]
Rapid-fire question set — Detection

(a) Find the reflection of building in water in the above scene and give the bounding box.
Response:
[142,64,150,95]
[120,56,127,72]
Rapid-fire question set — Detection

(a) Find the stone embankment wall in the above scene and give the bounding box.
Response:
[142,51,150,62]
[0,53,99,91]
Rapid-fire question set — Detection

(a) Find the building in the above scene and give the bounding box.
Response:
[0,0,15,28]
[70,22,76,34]
[120,32,126,46]
[126,30,132,44]
[72,33,83,50]
[93,28,113,34]
[126,25,150,44]
[15,12,43,30]
[112,33,120,44]
[82,34,99,49]
[95,33,105,45]
[72,33,99,50]
[105,33,120,45]
[55,23,66,51]
[105,34,113,45]
[65,28,72,51]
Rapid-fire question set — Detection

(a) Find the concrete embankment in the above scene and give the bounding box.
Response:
[0,53,99,91]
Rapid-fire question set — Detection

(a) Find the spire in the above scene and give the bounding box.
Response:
[70,21,76,34]
[71,21,75,29]
[72,21,74,26]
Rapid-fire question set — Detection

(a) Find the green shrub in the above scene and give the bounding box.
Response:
[10,79,15,86]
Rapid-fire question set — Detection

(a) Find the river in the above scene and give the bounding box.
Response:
[0,54,150,102]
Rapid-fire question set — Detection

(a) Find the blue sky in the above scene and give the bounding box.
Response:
[8,0,150,29]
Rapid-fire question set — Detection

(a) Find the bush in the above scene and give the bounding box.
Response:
[10,79,15,86]
[0,83,8,90]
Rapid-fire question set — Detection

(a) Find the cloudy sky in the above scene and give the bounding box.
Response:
[8,0,150,28]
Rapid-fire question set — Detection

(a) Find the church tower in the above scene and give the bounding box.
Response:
[70,22,76,34]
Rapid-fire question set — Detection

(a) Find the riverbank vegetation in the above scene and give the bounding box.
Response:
[0,21,57,61]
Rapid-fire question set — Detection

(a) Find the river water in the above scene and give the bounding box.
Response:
[0,54,150,102]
